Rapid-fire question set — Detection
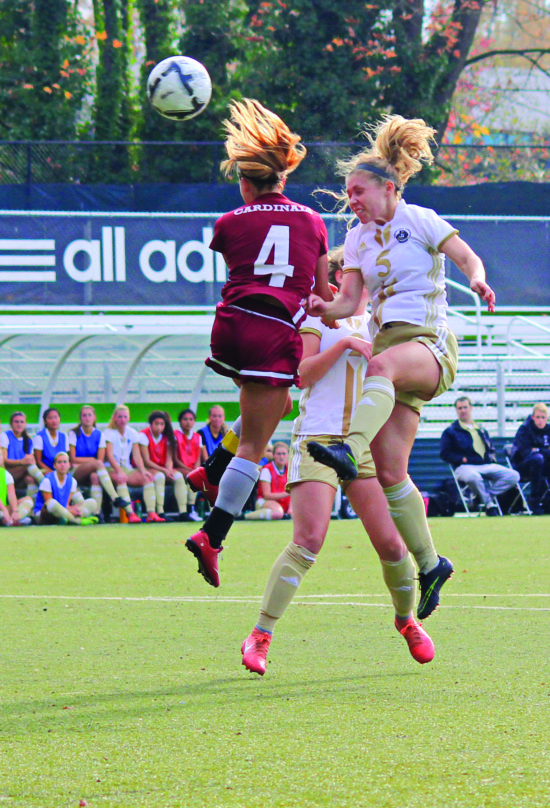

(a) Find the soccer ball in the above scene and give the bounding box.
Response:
[147,56,212,121]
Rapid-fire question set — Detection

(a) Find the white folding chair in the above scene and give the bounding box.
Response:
[448,465,484,517]
[503,444,533,515]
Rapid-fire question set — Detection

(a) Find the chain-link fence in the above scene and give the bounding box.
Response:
[1,141,549,185]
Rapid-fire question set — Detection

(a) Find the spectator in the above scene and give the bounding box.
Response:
[69,404,131,514]
[173,408,202,521]
[0,411,44,500]
[34,451,98,526]
[245,442,291,521]
[510,403,550,515]
[440,396,520,516]
[259,443,274,467]
[140,410,192,521]
[0,457,33,526]
[102,404,155,524]
[34,408,69,474]
[198,405,227,464]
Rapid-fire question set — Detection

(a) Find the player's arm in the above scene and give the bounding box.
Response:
[307,269,363,321]
[299,330,371,389]
[441,234,495,312]
[259,477,287,502]
[310,254,332,302]
[34,448,53,474]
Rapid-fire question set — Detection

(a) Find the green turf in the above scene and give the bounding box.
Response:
[1,517,549,807]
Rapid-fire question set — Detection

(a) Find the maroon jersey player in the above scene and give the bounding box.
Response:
[186,98,331,588]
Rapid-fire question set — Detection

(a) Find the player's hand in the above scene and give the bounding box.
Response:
[471,279,496,313]
[347,337,372,360]
[306,294,331,317]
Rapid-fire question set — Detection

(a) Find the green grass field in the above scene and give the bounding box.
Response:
[1,516,549,808]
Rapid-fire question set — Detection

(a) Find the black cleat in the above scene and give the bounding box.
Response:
[417,555,454,620]
[306,441,358,481]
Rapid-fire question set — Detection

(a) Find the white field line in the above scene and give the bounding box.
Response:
[0,593,549,611]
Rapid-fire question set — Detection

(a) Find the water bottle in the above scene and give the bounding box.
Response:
[134,500,143,521]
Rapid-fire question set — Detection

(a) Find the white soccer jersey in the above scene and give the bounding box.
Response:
[101,426,140,467]
[293,313,370,438]
[343,199,458,339]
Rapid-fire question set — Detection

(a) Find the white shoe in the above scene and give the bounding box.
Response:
[187,510,202,522]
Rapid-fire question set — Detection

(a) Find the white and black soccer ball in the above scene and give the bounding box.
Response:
[147,56,212,121]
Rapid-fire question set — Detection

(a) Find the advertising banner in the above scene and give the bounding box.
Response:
[0,211,548,307]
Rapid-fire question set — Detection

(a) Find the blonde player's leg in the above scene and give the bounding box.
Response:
[345,341,439,460]
[201,392,293,487]
[346,474,434,664]
[372,403,453,620]
[242,480,333,675]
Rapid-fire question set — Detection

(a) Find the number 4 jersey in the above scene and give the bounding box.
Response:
[210,192,329,325]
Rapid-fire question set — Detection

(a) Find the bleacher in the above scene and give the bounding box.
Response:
[2,289,550,509]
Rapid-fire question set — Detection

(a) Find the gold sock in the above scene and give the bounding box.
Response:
[153,472,165,512]
[244,508,273,521]
[257,542,317,633]
[97,468,117,500]
[80,497,98,517]
[221,428,240,455]
[47,499,79,524]
[91,485,103,512]
[383,477,438,573]
[28,464,45,484]
[172,472,187,512]
[142,482,156,514]
[381,553,416,618]
[26,483,39,501]
[17,496,33,519]
[346,376,395,459]
[116,483,132,513]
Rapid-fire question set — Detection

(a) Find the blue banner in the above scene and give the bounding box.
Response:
[0,211,548,307]
[0,213,226,306]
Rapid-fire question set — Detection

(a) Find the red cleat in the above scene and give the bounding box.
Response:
[186,466,219,507]
[127,512,141,524]
[146,512,166,522]
[395,617,435,664]
[186,530,221,587]
[241,628,272,675]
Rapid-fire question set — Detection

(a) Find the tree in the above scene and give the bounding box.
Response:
[235,0,550,142]
[0,0,91,142]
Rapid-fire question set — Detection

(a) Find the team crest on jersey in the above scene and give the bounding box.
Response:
[394,228,411,243]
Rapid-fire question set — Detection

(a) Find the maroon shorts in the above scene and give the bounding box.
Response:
[206,302,303,387]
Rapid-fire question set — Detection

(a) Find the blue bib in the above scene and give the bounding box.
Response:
[34,472,73,514]
[37,428,67,469]
[5,430,29,460]
[74,428,101,459]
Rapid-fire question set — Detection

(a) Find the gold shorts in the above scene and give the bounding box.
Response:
[287,434,376,492]
[373,323,458,414]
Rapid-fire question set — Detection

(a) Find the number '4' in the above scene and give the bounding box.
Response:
[253,225,294,288]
